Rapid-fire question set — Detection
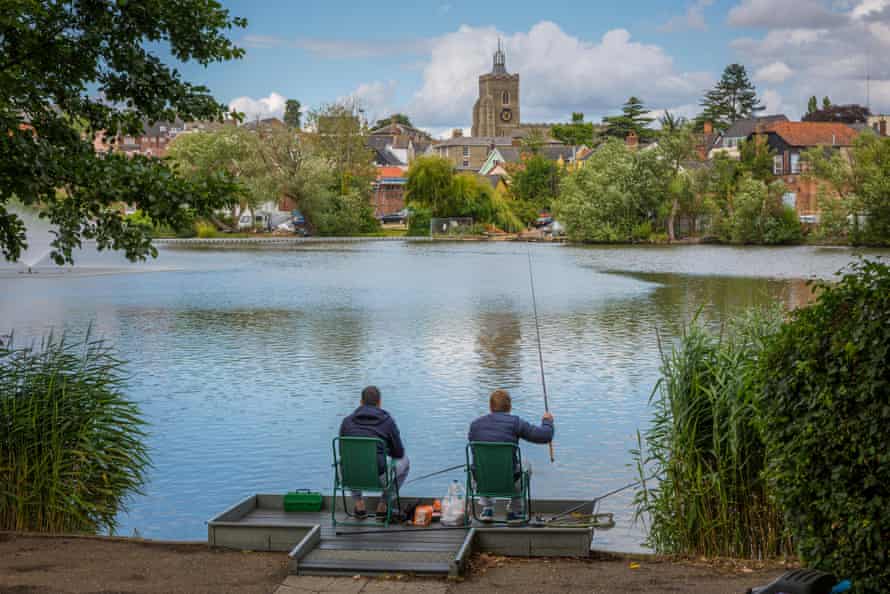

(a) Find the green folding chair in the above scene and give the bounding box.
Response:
[332,436,401,527]
[465,441,531,524]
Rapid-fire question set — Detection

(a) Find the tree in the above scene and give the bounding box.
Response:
[554,139,667,242]
[603,97,655,141]
[822,96,832,109]
[406,156,454,216]
[657,124,697,241]
[697,64,763,131]
[807,96,818,115]
[372,113,413,130]
[804,134,890,245]
[305,103,375,197]
[551,112,596,147]
[1,0,246,264]
[284,100,302,129]
[659,111,688,133]
[803,103,870,124]
[509,155,561,222]
[520,128,547,155]
[738,137,775,183]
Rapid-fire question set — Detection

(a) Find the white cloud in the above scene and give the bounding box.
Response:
[339,81,398,124]
[755,61,793,83]
[407,22,711,128]
[727,0,845,28]
[228,92,287,122]
[658,0,714,33]
[852,0,890,19]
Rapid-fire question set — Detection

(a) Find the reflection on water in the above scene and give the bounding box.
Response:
[0,242,884,552]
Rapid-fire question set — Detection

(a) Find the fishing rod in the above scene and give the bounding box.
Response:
[546,474,662,523]
[402,464,466,486]
[527,244,555,463]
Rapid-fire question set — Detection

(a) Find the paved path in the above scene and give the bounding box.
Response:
[275,575,448,594]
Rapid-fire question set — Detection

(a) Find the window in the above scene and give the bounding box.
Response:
[502,91,510,106]
[773,155,784,175]
[782,192,797,208]
[790,152,801,174]
[462,145,470,167]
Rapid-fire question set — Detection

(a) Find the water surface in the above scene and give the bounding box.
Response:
[1,242,884,552]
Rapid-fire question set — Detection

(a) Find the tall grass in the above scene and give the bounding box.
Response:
[0,332,149,533]
[633,308,793,559]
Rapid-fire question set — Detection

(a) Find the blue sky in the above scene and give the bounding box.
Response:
[176,0,890,134]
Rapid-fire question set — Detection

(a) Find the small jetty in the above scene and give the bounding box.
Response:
[208,494,606,578]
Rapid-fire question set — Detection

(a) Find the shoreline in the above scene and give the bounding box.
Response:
[0,532,790,594]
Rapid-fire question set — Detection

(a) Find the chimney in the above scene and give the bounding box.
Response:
[451,128,463,139]
[703,121,713,135]
[625,130,639,151]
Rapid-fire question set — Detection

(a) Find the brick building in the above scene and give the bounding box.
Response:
[372,166,407,217]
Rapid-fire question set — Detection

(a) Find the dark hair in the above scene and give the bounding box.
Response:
[489,389,512,412]
[361,385,381,406]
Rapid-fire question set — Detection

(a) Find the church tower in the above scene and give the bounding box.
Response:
[472,40,520,137]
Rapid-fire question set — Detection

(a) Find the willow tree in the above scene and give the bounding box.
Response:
[1,0,246,264]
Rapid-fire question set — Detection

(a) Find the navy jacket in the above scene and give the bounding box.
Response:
[468,412,554,445]
[339,405,405,473]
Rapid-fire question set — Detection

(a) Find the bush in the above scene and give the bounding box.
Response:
[762,205,803,245]
[0,332,149,533]
[633,308,790,559]
[757,260,890,592]
[195,220,218,238]
[406,206,431,236]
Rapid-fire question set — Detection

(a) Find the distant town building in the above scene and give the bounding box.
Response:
[867,115,889,136]
[372,166,407,217]
[709,115,789,158]
[368,119,432,166]
[93,119,209,158]
[749,121,858,218]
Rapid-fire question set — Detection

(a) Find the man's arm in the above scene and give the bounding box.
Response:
[388,420,405,459]
[516,414,554,444]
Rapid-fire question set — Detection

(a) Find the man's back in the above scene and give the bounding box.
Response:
[468,411,553,445]
[340,404,404,472]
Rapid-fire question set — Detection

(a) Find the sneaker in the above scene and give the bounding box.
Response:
[506,511,525,525]
[480,507,495,523]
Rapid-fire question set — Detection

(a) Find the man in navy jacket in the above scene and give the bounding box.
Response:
[339,386,409,518]
[468,389,554,522]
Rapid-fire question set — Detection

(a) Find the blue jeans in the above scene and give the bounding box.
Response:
[351,456,410,504]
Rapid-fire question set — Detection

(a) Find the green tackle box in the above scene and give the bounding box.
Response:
[284,490,323,512]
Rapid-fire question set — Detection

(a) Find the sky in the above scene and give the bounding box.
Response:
[173,0,890,136]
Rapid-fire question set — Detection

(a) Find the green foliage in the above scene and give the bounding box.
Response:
[805,134,890,246]
[603,97,655,141]
[1,0,246,263]
[554,140,668,242]
[509,155,561,215]
[310,192,379,236]
[406,156,455,215]
[757,260,890,592]
[195,220,218,238]
[814,191,852,243]
[0,332,149,533]
[372,114,413,130]
[697,64,762,131]
[738,139,775,183]
[634,308,790,558]
[124,210,155,235]
[808,96,818,115]
[406,206,432,236]
[551,113,596,146]
[284,99,302,129]
[728,178,801,245]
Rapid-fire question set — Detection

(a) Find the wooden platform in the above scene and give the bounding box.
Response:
[208,494,600,577]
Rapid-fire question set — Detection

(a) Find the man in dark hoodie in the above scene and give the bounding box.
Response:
[339,385,409,519]
[468,389,554,522]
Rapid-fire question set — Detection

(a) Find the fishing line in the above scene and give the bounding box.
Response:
[402,464,466,486]
[526,244,555,463]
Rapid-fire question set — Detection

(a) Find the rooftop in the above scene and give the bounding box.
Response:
[763,121,858,147]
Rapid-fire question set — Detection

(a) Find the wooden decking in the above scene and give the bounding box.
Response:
[208,494,600,577]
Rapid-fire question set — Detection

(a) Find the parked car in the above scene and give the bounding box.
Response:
[380,208,409,224]
[534,213,553,228]
[237,212,273,232]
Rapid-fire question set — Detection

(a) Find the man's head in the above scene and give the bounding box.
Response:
[361,385,381,407]
[489,389,512,413]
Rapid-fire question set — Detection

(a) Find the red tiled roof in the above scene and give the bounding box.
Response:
[764,122,857,147]
[376,166,406,179]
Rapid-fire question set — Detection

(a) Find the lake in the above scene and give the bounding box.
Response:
[1,241,885,552]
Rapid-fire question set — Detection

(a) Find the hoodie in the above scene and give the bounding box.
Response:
[468,412,554,445]
[339,405,405,473]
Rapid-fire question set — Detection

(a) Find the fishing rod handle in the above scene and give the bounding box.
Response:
[549,441,555,463]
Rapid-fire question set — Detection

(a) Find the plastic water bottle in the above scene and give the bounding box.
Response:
[441,480,466,526]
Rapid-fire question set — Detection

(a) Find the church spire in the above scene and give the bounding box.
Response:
[492,38,507,74]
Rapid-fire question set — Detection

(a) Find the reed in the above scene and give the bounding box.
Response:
[633,308,793,559]
[0,332,149,534]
